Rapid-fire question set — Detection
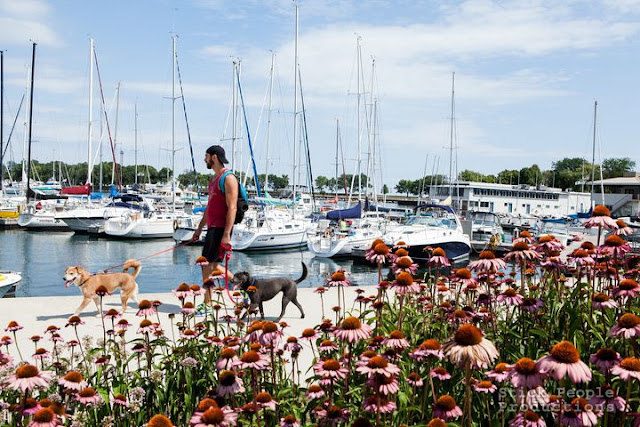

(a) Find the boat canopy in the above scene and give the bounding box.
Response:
[61,184,91,196]
[414,203,455,214]
[326,201,361,220]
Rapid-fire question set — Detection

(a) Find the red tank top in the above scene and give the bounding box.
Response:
[206,169,229,228]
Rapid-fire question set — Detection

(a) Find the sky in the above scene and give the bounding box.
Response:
[1,0,640,191]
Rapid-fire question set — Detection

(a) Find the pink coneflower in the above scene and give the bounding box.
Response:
[136,300,157,317]
[148,414,174,427]
[508,410,546,427]
[610,313,640,339]
[504,242,542,262]
[138,319,156,335]
[591,293,617,310]
[442,324,499,369]
[406,372,424,387]
[306,384,325,400]
[333,316,372,343]
[115,318,130,331]
[391,256,419,275]
[520,297,543,313]
[217,370,245,396]
[318,339,338,353]
[614,219,634,236]
[497,288,523,305]
[284,336,303,353]
[429,247,450,267]
[452,268,476,287]
[611,357,640,381]
[535,234,564,253]
[469,250,507,272]
[410,339,444,361]
[584,205,618,229]
[195,256,209,266]
[366,242,392,265]
[391,272,420,296]
[568,249,595,266]
[95,355,110,366]
[473,380,497,393]
[235,350,270,371]
[509,358,546,389]
[327,270,350,287]
[190,284,203,297]
[356,355,401,378]
[111,393,128,407]
[612,279,640,299]
[313,286,327,294]
[314,358,349,380]
[181,302,197,315]
[131,343,146,354]
[280,415,301,427]
[313,405,349,425]
[536,341,592,383]
[103,308,121,320]
[383,330,410,350]
[364,395,397,413]
[589,348,621,373]
[173,282,193,299]
[190,406,238,427]
[300,328,319,342]
[20,398,42,416]
[599,234,632,258]
[540,257,566,273]
[76,387,103,405]
[487,362,511,382]
[5,320,23,332]
[33,347,50,361]
[26,407,61,427]
[560,397,599,426]
[180,329,197,340]
[430,366,452,380]
[58,370,86,391]
[433,395,462,421]
[6,364,54,392]
[590,384,626,413]
[256,391,277,411]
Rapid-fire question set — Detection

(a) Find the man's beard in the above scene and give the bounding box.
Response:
[206,161,213,169]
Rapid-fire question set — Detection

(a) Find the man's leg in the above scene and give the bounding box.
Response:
[201,262,215,304]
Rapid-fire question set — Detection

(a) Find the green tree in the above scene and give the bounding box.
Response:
[602,157,636,179]
[314,176,330,193]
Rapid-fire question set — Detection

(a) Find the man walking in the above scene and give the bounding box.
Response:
[193,145,238,304]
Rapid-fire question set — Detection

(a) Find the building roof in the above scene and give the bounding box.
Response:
[587,176,640,186]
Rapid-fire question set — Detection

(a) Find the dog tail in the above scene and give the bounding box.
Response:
[295,262,308,284]
[123,259,141,279]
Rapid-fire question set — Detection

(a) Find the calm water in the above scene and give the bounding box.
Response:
[0,228,384,297]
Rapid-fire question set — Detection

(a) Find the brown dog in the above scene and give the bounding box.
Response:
[63,259,141,316]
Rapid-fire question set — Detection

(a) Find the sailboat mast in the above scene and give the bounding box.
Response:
[111,82,120,187]
[134,103,138,185]
[87,39,94,186]
[0,50,4,193]
[448,72,455,200]
[335,119,339,199]
[26,43,36,201]
[590,100,597,208]
[356,36,362,199]
[292,1,299,206]
[265,52,275,191]
[172,35,176,212]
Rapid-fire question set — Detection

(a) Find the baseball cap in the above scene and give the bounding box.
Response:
[206,145,229,164]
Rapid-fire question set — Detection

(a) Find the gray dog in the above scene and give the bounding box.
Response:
[232,262,307,321]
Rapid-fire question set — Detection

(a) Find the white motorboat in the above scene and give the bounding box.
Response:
[231,208,307,251]
[0,271,21,298]
[104,204,183,239]
[469,211,512,253]
[173,211,205,244]
[376,204,471,263]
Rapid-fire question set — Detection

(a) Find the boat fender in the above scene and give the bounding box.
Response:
[173,220,179,231]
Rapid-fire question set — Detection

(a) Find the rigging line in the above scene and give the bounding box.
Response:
[174,48,199,196]
[93,45,122,191]
[235,67,262,198]
[2,93,25,160]
[298,67,316,210]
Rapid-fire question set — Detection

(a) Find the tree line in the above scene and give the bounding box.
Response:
[393,157,635,196]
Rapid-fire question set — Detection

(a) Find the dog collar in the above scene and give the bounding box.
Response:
[78,276,93,287]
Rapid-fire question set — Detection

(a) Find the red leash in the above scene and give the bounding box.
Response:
[101,241,192,273]
[220,242,234,302]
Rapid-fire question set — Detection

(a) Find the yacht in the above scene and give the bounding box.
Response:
[376,204,471,263]
[0,270,21,298]
[103,199,184,239]
[469,211,512,253]
[18,199,72,230]
[231,208,307,251]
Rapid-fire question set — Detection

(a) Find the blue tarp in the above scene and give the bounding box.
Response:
[326,201,362,220]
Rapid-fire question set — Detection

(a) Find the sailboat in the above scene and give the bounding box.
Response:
[104,36,185,239]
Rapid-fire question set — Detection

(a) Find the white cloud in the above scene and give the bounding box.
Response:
[0,0,61,47]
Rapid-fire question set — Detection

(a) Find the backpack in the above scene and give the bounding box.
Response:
[219,170,249,224]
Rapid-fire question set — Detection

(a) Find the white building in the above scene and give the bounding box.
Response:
[427,181,592,217]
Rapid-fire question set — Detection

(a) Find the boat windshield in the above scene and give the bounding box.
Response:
[540,222,569,235]
[407,214,458,229]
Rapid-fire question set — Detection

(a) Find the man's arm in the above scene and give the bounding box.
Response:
[222,174,238,245]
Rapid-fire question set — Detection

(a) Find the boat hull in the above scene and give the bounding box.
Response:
[18,213,70,230]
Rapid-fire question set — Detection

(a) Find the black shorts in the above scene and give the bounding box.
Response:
[202,227,232,263]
